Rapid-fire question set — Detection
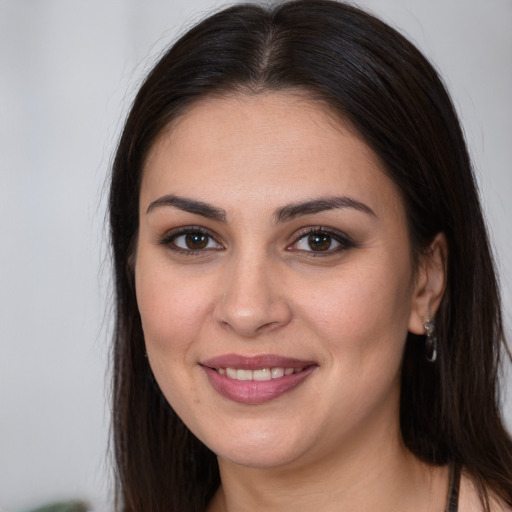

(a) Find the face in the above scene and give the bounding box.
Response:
[135,93,428,470]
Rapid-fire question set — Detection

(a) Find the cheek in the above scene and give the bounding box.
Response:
[134,253,214,359]
[134,254,214,422]
[296,255,413,363]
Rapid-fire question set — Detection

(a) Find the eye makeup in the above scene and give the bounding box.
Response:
[288,226,356,255]
[155,223,356,260]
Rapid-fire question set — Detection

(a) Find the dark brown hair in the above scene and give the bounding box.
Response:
[109,1,512,510]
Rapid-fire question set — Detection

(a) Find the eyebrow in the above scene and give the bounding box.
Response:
[274,196,376,222]
[146,194,376,223]
[146,195,227,222]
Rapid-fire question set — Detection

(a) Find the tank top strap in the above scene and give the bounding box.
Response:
[445,463,461,512]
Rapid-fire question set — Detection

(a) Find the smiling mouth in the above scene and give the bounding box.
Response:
[215,367,306,381]
[201,356,317,404]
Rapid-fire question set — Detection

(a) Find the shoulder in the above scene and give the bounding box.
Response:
[458,472,511,512]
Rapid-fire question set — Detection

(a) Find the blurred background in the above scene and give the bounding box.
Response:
[1,0,511,510]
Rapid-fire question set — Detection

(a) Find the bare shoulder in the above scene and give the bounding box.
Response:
[458,472,511,512]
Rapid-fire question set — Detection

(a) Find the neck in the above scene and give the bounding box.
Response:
[208,426,449,512]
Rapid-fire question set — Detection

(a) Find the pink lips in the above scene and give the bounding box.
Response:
[201,354,318,405]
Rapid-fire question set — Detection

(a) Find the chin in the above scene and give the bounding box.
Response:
[218,444,305,470]
[202,421,314,470]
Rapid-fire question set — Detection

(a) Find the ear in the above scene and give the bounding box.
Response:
[408,233,448,335]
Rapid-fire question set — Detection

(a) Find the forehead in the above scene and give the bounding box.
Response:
[141,92,404,221]
[145,91,370,169]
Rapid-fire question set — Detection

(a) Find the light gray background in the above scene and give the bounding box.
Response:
[1,1,511,510]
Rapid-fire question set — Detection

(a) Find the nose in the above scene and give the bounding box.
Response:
[214,254,292,338]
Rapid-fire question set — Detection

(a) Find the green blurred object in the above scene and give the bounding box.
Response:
[25,501,89,512]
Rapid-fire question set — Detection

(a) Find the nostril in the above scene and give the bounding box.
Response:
[256,320,284,334]
[214,300,292,337]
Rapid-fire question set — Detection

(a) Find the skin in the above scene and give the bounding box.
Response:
[135,92,454,511]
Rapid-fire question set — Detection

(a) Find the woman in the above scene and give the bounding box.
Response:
[108,1,512,510]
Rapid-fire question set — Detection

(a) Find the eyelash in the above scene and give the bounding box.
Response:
[158,226,355,256]
[159,226,222,256]
[289,227,355,256]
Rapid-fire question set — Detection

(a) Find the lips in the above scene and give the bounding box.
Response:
[201,354,318,404]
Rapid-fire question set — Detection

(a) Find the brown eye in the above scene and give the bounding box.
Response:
[289,228,354,255]
[169,230,222,251]
[307,233,332,251]
[184,232,208,249]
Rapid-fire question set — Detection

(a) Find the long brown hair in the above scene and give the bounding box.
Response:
[109,1,512,510]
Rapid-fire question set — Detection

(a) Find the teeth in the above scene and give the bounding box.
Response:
[253,368,272,381]
[236,369,252,381]
[218,367,304,381]
[271,367,284,378]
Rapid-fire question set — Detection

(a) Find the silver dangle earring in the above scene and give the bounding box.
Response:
[424,316,438,363]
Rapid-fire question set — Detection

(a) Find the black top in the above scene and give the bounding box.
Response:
[446,464,461,512]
